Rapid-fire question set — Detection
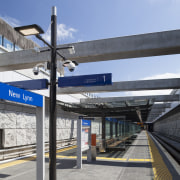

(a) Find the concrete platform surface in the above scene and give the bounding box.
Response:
[0,131,178,180]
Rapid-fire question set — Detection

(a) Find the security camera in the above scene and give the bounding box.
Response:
[68,46,75,55]
[62,60,78,72]
[68,61,76,72]
[33,66,39,75]
[32,62,49,75]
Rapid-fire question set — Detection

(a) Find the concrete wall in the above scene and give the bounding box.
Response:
[153,105,180,139]
[0,99,102,148]
[0,99,79,148]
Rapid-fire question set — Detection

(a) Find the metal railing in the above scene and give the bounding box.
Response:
[0,138,77,161]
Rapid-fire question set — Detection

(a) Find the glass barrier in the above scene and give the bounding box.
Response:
[94,118,141,151]
[15,44,22,51]
[3,37,14,52]
[112,122,116,138]
[0,35,2,46]
[105,121,110,139]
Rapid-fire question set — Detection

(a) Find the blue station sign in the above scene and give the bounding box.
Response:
[58,73,112,88]
[105,117,118,122]
[0,82,43,107]
[82,120,91,127]
[7,79,48,90]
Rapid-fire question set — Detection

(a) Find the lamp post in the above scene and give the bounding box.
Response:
[14,6,76,180]
[49,6,57,180]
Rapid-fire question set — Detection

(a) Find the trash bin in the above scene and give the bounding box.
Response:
[91,134,96,161]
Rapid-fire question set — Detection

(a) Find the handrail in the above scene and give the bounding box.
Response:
[0,138,76,161]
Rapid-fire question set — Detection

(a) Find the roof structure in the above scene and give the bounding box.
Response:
[1,26,180,123]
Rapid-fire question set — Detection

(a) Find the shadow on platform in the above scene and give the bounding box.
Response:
[55,159,152,169]
[0,174,11,178]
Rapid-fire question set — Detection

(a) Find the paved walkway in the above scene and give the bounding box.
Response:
[0,131,176,180]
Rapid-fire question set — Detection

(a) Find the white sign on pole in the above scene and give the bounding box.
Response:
[77,118,92,169]
[82,127,89,151]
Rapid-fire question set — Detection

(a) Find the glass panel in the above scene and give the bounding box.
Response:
[0,35,2,46]
[3,37,14,52]
[113,122,116,137]
[112,102,126,107]
[105,121,110,139]
[119,122,123,140]
[15,45,22,51]
[117,123,119,137]
[127,100,148,106]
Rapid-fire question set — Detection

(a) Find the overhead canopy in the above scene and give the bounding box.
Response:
[57,78,179,122]
[1,28,180,123]
[60,92,173,122]
[57,78,180,94]
[80,94,180,104]
[1,29,180,71]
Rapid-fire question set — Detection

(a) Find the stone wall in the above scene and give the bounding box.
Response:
[0,100,79,148]
[0,99,102,148]
[153,105,180,139]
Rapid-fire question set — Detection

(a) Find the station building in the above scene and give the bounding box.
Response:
[0,18,102,149]
[0,18,179,165]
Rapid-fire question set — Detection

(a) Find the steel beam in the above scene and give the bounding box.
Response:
[0,49,50,71]
[1,30,180,71]
[57,78,180,94]
[80,94,180,104]
[136,110,143,123]
[150,103,171,109]
[149,109,165,113]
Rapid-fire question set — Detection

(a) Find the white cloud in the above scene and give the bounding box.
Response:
[0,15,21,27]
[142,72,180,80]
[125,89,172,96]
[42,23,77,43]
[125,72,180,96]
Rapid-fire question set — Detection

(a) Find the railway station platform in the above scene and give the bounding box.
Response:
[0,130,179,180]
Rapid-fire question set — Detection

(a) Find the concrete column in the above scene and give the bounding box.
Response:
[87,124,92,162]
[115,122,118,137]
[102,117,106,140]
[110,122,113,138]
[77,119,82,169]
[36,96,45,180]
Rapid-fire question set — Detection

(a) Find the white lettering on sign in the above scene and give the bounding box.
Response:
[9,89,20,99]
[23,94,33,102]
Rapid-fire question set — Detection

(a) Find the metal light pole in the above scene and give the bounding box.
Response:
[49,6,57,180]
[14,7,76,180]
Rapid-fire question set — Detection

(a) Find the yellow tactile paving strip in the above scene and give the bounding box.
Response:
[0,145,152,170]
[128,158,152,162]
[146,132,172,180]
[56,145,77,153]
[0,156,36,170]
[0,146,78,170]
[55,155,128,161]
[0,132,173,180]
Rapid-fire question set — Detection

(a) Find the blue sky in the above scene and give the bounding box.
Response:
[1,0,180,97]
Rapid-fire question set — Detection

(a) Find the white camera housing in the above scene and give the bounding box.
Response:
[32,62,50,75]
[33,66,40,75]
[62,60,78,72]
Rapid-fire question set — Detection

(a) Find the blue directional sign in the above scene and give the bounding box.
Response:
[58,73,112,88]
[79,116,94,121]
[0,82,43,107]
[105,117,117,122]
[82,120,91,127]
[106,117,113,121]
[7,79,48,90]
